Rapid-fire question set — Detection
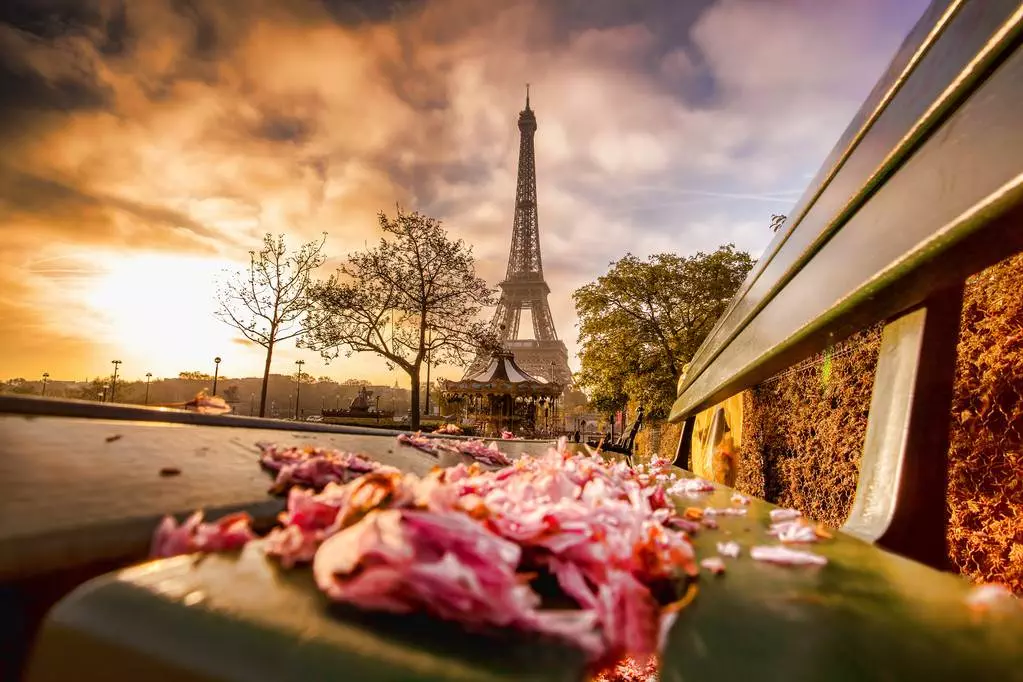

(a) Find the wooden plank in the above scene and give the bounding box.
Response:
[670,30,1023,420]
[23,472,1023,682]
[0,414,545,582]
[842,289,963,569]
[0,394,405,436]
[675,0,1023,419]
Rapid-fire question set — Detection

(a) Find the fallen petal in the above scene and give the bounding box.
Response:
[769,508,802,522]
[750,545,826,566]
[700,557,726,575]
[716,541,740,558]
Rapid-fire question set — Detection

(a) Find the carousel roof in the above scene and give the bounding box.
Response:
[467,351,541,384]
[443,350,562,397]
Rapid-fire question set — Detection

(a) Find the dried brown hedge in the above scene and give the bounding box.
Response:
[947,252,1023,592]
[737,327,881,528]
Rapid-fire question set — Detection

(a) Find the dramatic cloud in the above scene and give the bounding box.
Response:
[0,0,928,383]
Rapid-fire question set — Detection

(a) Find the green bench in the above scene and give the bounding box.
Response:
[671,0,1023,571]
[4,0,1023,679]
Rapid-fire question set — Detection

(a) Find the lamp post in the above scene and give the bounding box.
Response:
[110,360,121,402]
[212,357,222,396]
[145,372,152,405]
[424,325,434,417]
[294,360,305,420]
[41,372,49,396]
[550,361,557,435]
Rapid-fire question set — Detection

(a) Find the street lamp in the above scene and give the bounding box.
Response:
[212,357,222,396]
[294,360,305,420]
[41,372,49,396]
[424,325,434,417]
[110,360,122,402]
[145,372,152,405]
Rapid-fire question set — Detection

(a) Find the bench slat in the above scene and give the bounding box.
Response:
[0,414,539,581]
[23,472,1023,682]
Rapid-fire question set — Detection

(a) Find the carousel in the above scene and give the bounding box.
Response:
[441,350,562,438]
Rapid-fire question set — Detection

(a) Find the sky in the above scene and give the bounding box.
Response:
[0,0,930,387]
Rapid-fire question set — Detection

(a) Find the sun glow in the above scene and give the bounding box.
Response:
[73,250,406,384]
[80,251,264,379]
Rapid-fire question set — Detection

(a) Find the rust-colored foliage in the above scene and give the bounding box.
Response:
[737,328,881,528]
[947,252,1023,593]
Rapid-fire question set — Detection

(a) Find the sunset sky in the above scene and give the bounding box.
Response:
[0,0,929,387]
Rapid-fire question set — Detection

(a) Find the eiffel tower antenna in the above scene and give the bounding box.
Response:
[464,88,571,387]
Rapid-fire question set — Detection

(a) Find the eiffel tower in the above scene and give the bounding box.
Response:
[466,87,571,387]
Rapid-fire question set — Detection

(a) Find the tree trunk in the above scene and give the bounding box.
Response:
[259,342,274,418]
[408,366,421,431]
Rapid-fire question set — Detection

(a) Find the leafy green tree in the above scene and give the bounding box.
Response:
[573,245,754,418]
[303,209,496,430]
[215,232,327,417]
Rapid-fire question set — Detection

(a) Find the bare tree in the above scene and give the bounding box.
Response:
[216,233,327,417]
[302,209,496,430]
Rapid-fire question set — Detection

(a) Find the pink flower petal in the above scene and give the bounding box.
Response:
[966,583,1021,612]
[703,507,748,517]
[716,541,741,558]
[700,557,726,574]
[750,545,827,566]
[769,508,802,522]
[150,510,255,558]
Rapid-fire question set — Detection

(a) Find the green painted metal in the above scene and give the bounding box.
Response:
[673,0,1023,421]
[24,544,586,682]
[842,289,962,568]
[22,469,1023,682]
[0,414,547,581]
[663,475,1023,681]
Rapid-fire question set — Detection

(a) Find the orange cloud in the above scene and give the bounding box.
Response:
[0,0,929,383]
